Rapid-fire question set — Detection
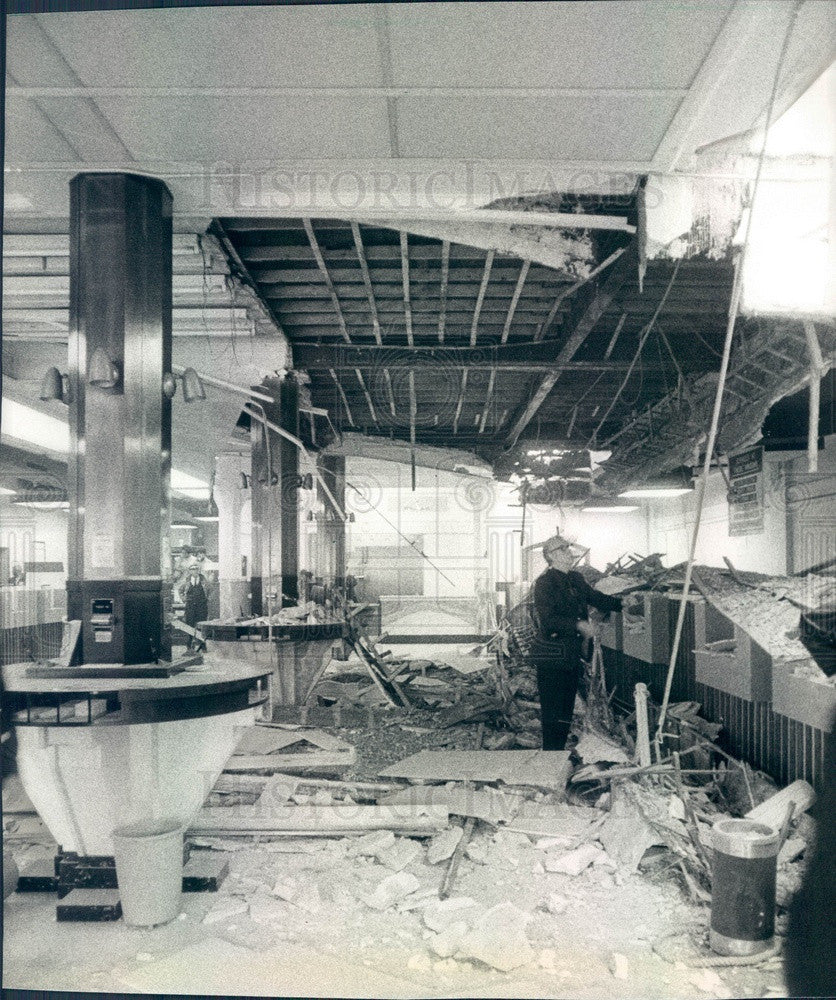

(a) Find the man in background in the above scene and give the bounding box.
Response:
[531,534,622,750]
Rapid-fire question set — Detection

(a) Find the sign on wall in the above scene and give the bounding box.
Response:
[727,446,764,536]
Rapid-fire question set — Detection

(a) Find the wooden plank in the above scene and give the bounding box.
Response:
[533,246,627,343]
[379,784,524,823]
[350,221,382,345]
[505,246,635,445]
[745,779,816,830]
[250,725,353,752]
[302,218,352,343]
[501,260,530,344]
[378,749,571,790]
[329,368,355,427]
[470,250,494,347]
[223,750,356,772]
[400,231,413,347]
[438,240,450,343]
[191,803,449,833]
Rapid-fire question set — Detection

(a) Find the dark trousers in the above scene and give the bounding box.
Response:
[534,657,581,751]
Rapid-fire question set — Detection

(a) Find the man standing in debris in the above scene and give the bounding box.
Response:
[531,534,622,750]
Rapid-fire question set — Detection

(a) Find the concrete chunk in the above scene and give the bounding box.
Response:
[423,897,479,932]
[429,921,468,958]
[427,826,463,865]
[378,837,423,872]
[544,843,603,876]
[363,871,420,911]
[458,902,534,971]
[346,829,397,858]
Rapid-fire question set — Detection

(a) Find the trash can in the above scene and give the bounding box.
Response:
[112,818,184,927]
[710,817,780,955]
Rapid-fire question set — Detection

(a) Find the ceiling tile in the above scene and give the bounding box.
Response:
[6,15,80,86]
[397,93,681,161]
[95,96,391,161]
[4,97,80,162]
[388,1,733,89]
[35,7,383,89]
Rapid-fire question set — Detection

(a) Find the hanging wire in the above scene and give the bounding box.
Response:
[654,0,803,751]
[585,258,683,448]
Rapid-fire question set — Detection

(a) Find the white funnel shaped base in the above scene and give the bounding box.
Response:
[15,708,254,856]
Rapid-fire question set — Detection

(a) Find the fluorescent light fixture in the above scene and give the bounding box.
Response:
[619,488,693,499]
[16,500,70,510]
[171,521,197,530]
[171,468,210,499]
[0,486,16,496]
[1,399,70,453]
[582,504,640,513]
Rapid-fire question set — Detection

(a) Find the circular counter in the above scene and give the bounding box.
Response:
[2,660,271,855]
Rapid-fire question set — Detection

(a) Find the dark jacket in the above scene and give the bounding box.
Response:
[532,568,622,652]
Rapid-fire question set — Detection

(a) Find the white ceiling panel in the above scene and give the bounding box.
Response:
[4,98,79,162]
[30,97,133,162]
[687,2,836,155]
[387,1,734,90]
[6,15,80,86]
[33,7,383,89]
[95,96,391,162]
[397,93,681,161]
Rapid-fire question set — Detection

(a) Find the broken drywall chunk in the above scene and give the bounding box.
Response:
[423,897,479,933]
[270,877,322,914]
[689,968,733,998]
[429,920,469,958]
[544,843,603,876]
[363,871,420,911]
[346,829,397,858]
[378,837,423,872]
[427,826,464,865]
[248,894,288,925]
[598,812,662,873]
[542,893,569,915]
[609,953,630,980]
[407,953,432,973]
[202,899,248,925]
[210,916,278,952]
[457,902,534,972]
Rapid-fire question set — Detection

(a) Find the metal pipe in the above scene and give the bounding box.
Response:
[245,401,276,700]
[171,366,274,404]
[243,404,347,522]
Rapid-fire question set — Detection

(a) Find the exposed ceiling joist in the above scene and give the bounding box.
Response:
[350,221,382,346]
[303,218,351,344]
[478,370,496,434]
[505,246,637,445]
[470,250,494,347]
[354,367,378,425]
[501,261,531,345]
[400,232,413,348]
[408,371,417,446]
[438,240,450,344]
[452,370,468,435]
[329,368,355,428]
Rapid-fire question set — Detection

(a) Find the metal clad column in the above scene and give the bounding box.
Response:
[280,376,299,606]
[250,380,282,616]
[319,454,346,590]
[67,173,173,664]
[215,452,249,619]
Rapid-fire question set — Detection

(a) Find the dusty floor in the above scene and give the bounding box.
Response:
[4,824,791,998]
[1,643,795,998]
